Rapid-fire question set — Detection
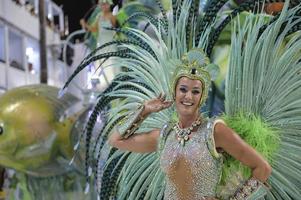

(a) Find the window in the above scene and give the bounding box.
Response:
[0,87,5,95]
[25,37,40,74]
[0,25,5,63]
[8,29,24,70]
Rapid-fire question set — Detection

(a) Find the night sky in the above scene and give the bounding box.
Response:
[52,0,95,33]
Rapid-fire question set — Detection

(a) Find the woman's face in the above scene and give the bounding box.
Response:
[100,3,110,12]
[175,77,203,118]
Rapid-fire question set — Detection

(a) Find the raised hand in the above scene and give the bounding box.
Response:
[142,93,173,117]
[79,19,86,29]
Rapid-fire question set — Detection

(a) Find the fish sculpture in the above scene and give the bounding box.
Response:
[0,84,107,199]
[0,84,96,177]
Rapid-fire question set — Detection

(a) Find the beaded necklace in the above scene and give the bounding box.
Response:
[174,117,202,146]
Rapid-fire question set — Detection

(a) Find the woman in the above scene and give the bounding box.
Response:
[108,54,271,199]
[80,0,117,38]
[80,0,118,90]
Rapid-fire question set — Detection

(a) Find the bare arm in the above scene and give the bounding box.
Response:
[214,122,272,182]
[110,14,117,27]
[80,19,98,32]
[109,129,160,153]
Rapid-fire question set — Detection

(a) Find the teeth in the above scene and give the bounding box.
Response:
[182,102,193,106]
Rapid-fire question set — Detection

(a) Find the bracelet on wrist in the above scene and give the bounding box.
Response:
[230,178,268,200]
[116,104,145,138]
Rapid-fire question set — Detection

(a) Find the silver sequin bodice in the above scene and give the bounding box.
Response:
[160,120,223,200]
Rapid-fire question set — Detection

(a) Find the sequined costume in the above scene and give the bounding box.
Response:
[160,119,223,200]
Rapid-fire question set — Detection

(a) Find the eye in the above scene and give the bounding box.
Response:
[192,90,200,95]
[179,87,187,93]
[0,126,3,135]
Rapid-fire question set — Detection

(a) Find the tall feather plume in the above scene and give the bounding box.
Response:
[195,0,228,45]
[155,0,168,27]
[223,2,301,199]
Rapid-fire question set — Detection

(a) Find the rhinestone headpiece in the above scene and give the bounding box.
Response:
[171,49,214,107]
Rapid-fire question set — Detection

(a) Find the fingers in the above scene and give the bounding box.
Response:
[157,100,173,110]
[150,92,173,112]
[157,92,163,100]
[162,100,173,108]
[158,92,166,101]
[157,92,173,108]
[161,93,166,101]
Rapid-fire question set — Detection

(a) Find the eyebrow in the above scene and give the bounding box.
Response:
[179,85,201,90]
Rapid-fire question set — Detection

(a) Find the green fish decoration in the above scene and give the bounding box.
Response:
[0,84,82,176]
[0,84,102,199]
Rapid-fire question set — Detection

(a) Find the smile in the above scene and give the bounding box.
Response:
[181,101,193,106]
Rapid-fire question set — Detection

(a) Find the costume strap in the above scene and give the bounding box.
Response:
[158,122,174,154]
[206,118,225,160]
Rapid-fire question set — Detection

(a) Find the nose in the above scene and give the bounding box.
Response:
[185,91,193,100]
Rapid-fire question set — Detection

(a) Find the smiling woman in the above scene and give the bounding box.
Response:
[108,49,271,200]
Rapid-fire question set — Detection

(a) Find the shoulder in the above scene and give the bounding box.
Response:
[110,13,116,19]
[205,118,224,159]
[206,117,227,134]
[211,118,241,149]
[159,122,174,138]
[157,122,174,152]
[205,117,227,134]
[109,14,117,25]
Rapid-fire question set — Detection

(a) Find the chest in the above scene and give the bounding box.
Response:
[160,127,214,172]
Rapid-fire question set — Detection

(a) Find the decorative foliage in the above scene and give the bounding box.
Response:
[222,113,280,182]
